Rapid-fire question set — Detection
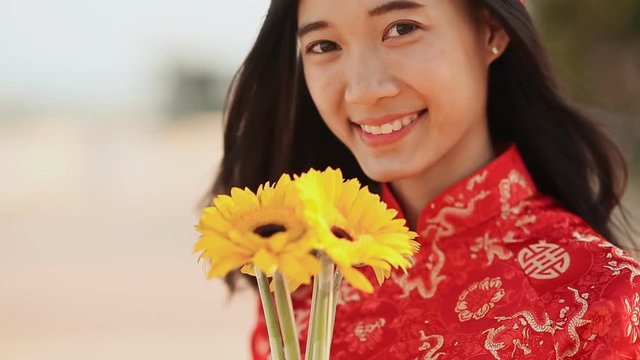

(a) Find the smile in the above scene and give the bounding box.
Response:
[356,109,428,146]
[360,111,421,135]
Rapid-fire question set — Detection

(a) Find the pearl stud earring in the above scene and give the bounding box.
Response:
[491,47,499,55]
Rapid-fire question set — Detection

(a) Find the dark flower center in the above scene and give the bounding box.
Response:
[331,226,354,241]
[254,223,287,238]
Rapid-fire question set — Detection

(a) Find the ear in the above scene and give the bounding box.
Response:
[479,7,511,65]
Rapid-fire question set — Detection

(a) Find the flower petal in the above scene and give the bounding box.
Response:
[208,255,248,278]
[252,248,279,276]
[339,265,373,293]
[240,263,256,276]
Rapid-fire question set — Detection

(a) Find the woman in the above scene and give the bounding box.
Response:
[213,0,639,358]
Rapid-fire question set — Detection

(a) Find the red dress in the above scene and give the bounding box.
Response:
[251,145,640,359]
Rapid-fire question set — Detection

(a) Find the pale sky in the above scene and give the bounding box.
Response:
[0,0,270,116]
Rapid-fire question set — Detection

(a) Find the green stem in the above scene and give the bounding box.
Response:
[305,254,334,360]
[273,272,301,360]
[328,271,343,341]
[256,269,285,360]
[304,268,321,360]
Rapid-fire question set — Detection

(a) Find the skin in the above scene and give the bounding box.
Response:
[297,0,510,229]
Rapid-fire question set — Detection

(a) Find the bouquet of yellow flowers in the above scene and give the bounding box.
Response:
[194,168,419,360]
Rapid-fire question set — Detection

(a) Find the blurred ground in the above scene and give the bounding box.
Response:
[0,114,638,360]
[0,114,256,360]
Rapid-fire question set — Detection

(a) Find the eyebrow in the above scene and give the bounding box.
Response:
[368,0,425,17]
[297,0,425,38]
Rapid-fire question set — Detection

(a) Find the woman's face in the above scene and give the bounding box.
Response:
[298,0,508,182]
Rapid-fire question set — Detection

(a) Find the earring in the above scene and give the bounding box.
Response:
[491,47,499,55]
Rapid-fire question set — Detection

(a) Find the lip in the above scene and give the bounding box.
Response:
[357,109,428,147]
[354,109,424,127]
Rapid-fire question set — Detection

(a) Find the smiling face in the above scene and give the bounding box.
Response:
[297,0,508,184]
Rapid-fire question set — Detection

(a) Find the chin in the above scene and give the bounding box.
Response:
[358,162,419,184]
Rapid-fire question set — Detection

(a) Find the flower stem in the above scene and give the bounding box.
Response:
[273,272,301,360]
[304,267,321,360]
[305,254,334,360]
[256,269,285,360]
[328,270,343,340]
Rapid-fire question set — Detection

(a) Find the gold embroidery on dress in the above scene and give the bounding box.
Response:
[511,337,532,357]
[294,308,310,339]
[483,325,507,359]
[483,309,555,359]
[392,271,436,299]
[414,324,445,360]
[470,233,513,265]
[556,287,590,360]
[397,191,490,299]
[455,277,506,322]
[604,260,640,282]
[623,292,640,344]
[336,282,361,305]
[495,310,555,334]
[466,170,489,191]
[571,231,600,243]
[502,231,525,245]
[572,230,630,258]
[353,318,386,342]
[499,170,532,219]
[558,306,570,322]
[517,240,571,280]
[572,230,622,257]
[573,231,640,280]
[514,215,537,234]
[423,192,491,240]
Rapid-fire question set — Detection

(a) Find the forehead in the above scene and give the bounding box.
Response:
[298,0,428,21]
[296,0,474,30]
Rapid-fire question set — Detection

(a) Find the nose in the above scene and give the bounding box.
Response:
[344,47,400,105]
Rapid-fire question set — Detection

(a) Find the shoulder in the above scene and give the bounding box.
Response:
[503,197,640,358]
[507,196,638,288]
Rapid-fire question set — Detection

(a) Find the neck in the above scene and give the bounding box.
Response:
[389,125,495,230]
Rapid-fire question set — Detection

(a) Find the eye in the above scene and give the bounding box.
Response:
[306,41,342,55]
[383,22,420,40]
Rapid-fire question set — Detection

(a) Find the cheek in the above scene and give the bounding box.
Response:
[397,42,487,120]
[303,65,346,129]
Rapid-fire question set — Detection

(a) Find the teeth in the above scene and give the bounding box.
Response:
[360,111,422,135]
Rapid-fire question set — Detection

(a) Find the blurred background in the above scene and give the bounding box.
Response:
[0,1,638,359]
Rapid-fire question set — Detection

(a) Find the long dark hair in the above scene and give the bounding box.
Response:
[211,0,632,291]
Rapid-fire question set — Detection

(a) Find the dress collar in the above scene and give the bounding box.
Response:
[381,144,538,239]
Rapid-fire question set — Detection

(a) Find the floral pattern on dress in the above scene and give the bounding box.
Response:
[455,277,505,322]
[252,144,640,359]
[579,299,615,341]
[624,292,640,344]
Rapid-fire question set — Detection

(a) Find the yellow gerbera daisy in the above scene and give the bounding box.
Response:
[194,174,320,287]
[294,168,420,293]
